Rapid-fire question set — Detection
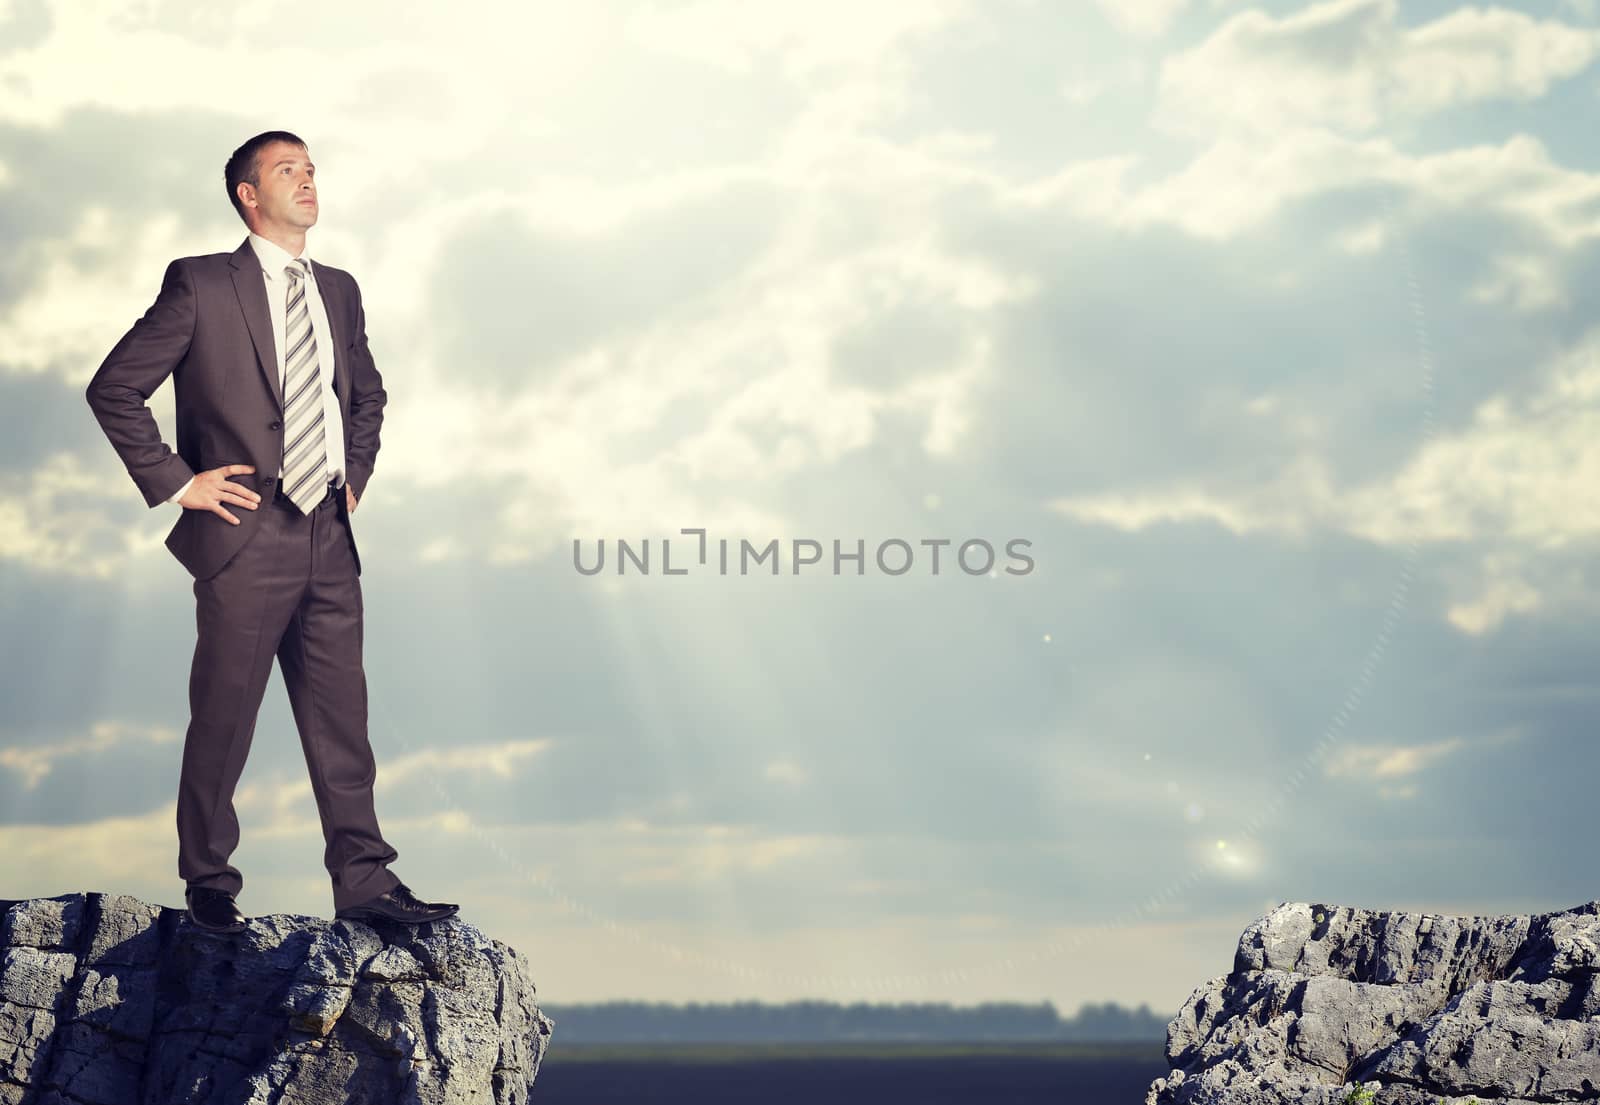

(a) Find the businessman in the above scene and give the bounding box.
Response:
[85,130,458,933]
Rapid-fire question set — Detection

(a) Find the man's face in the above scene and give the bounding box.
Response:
[243,141,317,233]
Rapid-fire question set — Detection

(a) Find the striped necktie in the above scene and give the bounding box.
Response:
[281,257,329,514]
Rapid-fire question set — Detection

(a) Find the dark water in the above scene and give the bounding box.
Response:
[533,1042,1167,1104]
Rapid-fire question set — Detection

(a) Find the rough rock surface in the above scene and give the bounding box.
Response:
[1146,897,1600,1105]
[0,892,554,1104]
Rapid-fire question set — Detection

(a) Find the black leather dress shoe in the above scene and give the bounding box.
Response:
[334,882,459,925]
[185,886,247,933]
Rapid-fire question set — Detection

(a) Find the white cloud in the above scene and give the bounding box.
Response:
[1343,342,1600,550]
[0,719,179,789]
[1008,123,1600,246]
[1092,0,1192,38]
[358,175,1033,559]
[0,1,609,148]
[626,0,972,75]
[1,208,199,379]
[1045,453,1339,540]
[610,821,836,884]
[1322,736,1468,781]
[222,738,553,815]
[1444,553,1545,636]
[1059,55,1150,106]
[1155,0,1600,137]
[764,760,809,785]
[1048,329,1600,555]
[1320,727,1524,796]
[376,738,554,786]
[1468,250,1570,313]
[0,804,176,895]
[0,451,171,578]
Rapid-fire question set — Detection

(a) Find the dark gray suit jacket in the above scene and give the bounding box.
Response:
[85,236,387,581]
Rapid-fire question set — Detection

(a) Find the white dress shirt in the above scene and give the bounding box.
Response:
[167,233,347,504]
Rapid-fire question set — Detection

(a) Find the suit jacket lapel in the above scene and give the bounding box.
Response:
[228,239,351,424]
[228,238,282,412]
[311,259,350,418]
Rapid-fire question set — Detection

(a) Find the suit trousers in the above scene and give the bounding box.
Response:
[174,480,401,912]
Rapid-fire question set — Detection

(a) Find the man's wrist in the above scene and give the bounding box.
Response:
[167,475,195,504]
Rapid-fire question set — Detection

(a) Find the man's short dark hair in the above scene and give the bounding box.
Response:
[224,131,307,224]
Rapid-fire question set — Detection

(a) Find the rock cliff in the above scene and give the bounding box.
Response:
[0,892,553,1104]
[1147,897,1600,1105]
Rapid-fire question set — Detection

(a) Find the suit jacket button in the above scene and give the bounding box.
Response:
[269,420,282,430]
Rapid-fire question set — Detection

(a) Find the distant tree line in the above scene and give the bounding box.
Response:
[540,999,1171,1043]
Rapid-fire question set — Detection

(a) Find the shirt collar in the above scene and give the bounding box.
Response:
[248,232,314,282]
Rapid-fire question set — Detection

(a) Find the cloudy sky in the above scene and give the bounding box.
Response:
[5,0,1600,1017]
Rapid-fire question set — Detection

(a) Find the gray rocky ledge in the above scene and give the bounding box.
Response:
[1147,897,1600,1105]
[0,891,554,1104]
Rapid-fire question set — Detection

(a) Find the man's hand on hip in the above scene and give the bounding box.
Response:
[178,464,260,525]
[345,484,358,513]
